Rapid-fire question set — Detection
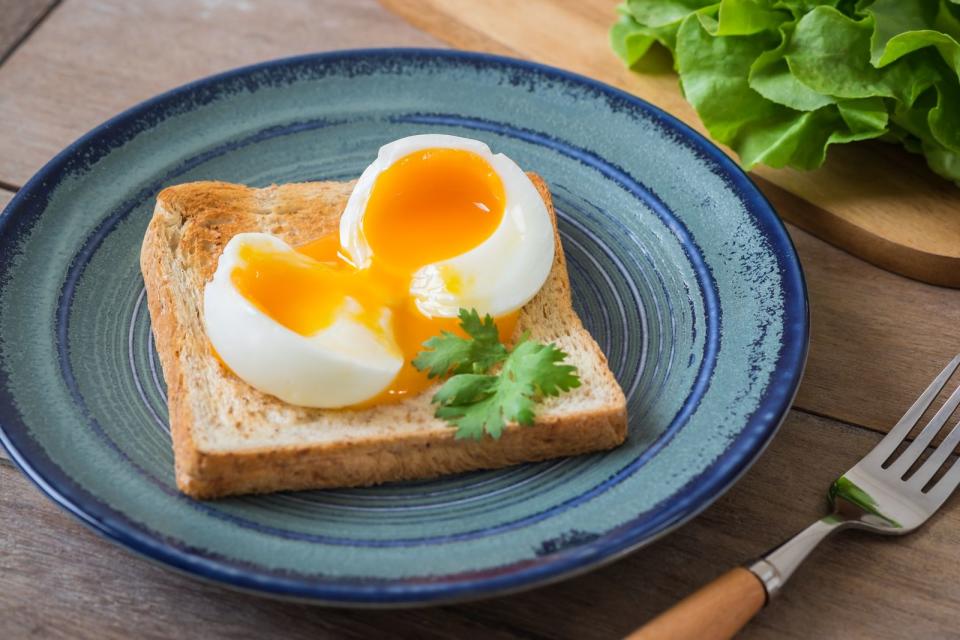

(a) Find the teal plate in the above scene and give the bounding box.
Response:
[0,49,808,606]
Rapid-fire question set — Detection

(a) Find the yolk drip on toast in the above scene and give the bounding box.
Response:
[229,148,519,405]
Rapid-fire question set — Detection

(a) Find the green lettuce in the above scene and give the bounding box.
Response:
[610,0,960,184]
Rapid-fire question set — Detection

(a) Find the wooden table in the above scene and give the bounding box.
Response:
[2,2,959,638]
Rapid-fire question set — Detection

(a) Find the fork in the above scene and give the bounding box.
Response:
[628,354,960,640]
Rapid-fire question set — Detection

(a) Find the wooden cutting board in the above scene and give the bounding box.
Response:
[381,0,960,288]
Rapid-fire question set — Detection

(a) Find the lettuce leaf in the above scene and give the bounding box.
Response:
[611,0,960,185]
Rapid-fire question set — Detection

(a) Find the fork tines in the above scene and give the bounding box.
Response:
[866,354,960,502]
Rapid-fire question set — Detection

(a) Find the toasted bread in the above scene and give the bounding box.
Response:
[140,175,627,498]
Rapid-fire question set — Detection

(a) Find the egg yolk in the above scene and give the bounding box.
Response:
[230,147,519,406]
[361,147,506,270]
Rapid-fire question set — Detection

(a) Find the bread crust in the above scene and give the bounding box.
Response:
[141,175,627,498]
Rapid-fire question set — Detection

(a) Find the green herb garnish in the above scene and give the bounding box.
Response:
[413,309,581,440]
[412,308,507,377]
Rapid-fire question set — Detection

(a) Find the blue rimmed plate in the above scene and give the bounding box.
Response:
[0,49,807,606]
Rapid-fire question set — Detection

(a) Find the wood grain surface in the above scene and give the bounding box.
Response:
[3,412,959,639]
[379,0,960,288]
[2,2,960,639]
[791,226,960,433]
[0,0,58,61]
[0,0,441,187]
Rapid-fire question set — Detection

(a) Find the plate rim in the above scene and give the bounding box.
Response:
[0,47,809,606]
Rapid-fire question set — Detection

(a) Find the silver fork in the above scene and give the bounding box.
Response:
[628,354,960,640]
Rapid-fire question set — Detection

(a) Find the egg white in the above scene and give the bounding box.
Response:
[203,136,555,408]
[339,134,555,318]
[203,233,402,408]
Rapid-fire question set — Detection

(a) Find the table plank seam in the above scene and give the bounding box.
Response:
[793,406,894,438]
[0,0,63,68]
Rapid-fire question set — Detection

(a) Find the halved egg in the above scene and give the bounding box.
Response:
[204,233,403,407]
[340,134,555,318]
[203,134,555,408]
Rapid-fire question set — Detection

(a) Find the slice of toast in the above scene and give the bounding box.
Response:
[141,175,627,498]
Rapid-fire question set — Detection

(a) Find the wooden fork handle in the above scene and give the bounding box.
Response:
[626,567,767,640]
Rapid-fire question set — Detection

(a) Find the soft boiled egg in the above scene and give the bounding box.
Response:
[203,134,555,408]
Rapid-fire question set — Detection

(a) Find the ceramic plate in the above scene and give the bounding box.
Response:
[0,49,808,606]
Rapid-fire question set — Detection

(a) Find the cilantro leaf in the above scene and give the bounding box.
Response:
[437,395,512,440]
[459,307,502,345]
[412,308,507,378]
[432,373,497,406]
[411,330,472,378]
[505,338,582,397]
[434,374,534,440]
[429,335,582,440]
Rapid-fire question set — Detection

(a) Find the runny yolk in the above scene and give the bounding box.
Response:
[362,147,506,270]
[229,147,518,406]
